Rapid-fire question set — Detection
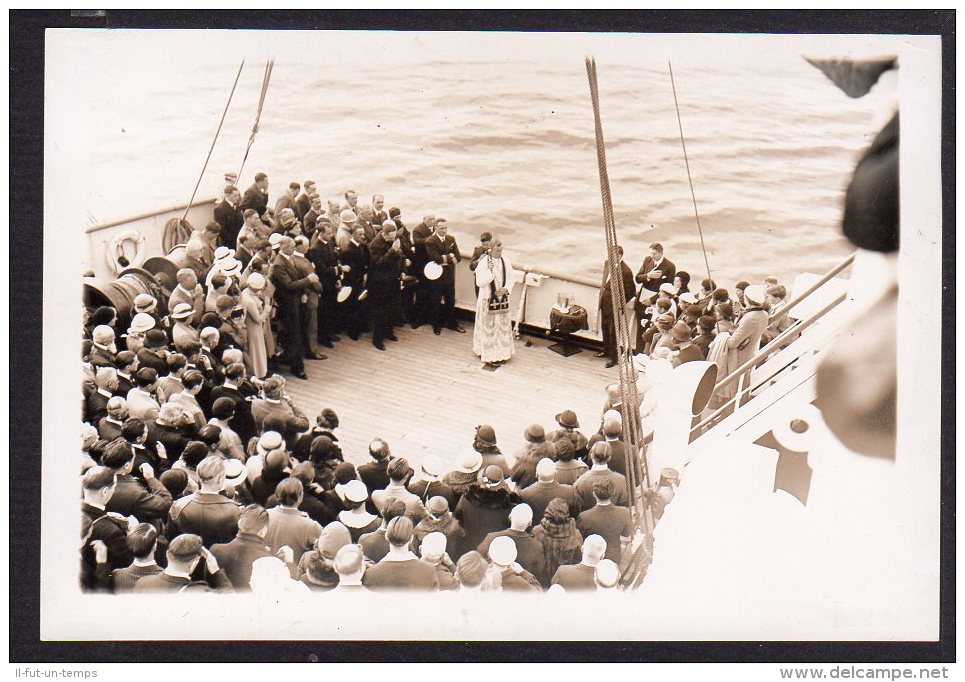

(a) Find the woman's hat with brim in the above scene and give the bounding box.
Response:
[555,410,580,429]
[670,322,692,342]
[524,423,545,443]
[223,459,248,488]
[424,261,443,281]
[220,257,242,276]
[213,246,232,262]
[133,293,158,314]
[456,449,483,474]
[170,302,194,319]
[246,273,267,291]
[127,312,156,334]
[744,284,767,306]
[421,455,445,478]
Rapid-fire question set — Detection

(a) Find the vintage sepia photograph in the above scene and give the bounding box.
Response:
[29,19,946,654]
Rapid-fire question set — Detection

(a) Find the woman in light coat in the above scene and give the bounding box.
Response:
[241,273,270,379]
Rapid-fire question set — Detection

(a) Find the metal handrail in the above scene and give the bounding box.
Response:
[638,251,855,447]
[85,198,218,234]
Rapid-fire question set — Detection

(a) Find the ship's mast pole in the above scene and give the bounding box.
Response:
[585,57,654,587]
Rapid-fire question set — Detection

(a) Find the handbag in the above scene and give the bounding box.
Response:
[487,256,510,314]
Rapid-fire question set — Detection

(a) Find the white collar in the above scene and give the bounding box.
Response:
[132,558,158,568]
[106,417,123,425]
[96,388,112,398]
[381,549,418,562]
[591,463,610,472]
[223,381,237,390]
[93,342,112,351]
[163,568,192,580]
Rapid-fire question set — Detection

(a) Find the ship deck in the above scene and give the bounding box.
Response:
[283,321,617,471]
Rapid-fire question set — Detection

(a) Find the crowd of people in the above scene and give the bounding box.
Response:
[598,242,794,405]
[81,172,685,596]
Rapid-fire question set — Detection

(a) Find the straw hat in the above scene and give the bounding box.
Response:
[744,284,767,306]
[455,449,483,474]
[170,302,193,320]
[127,312,156,334]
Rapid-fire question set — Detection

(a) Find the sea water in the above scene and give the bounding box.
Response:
[76,32,895,288]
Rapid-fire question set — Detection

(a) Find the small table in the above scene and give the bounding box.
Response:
[548,305,589,357]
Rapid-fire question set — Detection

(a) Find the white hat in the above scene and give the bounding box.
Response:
[257,431,284,454]
[595,559,620,588]
[602,408,622,423]
[92,325,115,344]
[128,312,156,334]
[336,285,353,303]
[489,536,518,566]
[223,459,248,488]
[133,293,157,313]
[424,261,443,281]
[632,353,650,372]
[344,479,369,503]
[339,209,358,224]
[744,284,768,306]
[213,246,232,262]
[268,233,284,248]
[456,449,483,474]
[220,257,242,276]
[170,302,193,319]
[659,282,676,295]
[421,454,445,478]
[246,273,266,291]
[535,458,556,480]
[679,292,698,305]
[420,532,448,559]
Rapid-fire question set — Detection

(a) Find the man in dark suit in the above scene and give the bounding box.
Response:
[269,236,319,380]
[389,208,417,325]
[371,194,388,228]
[103,441,173,526]
[85,367,119,425]
[214,185,244,250]
[209,504,274,590]
[519,458,581,521]
[340,226,370,341]
[551,534,607,591]
[240,172,270,216]
[634,242,676,349]
[424,218,464,335]
[409,213,436,328]
[597,246,636,368]
[209,364,258,445]
[81,466,133,592]
[308,221,344,348]
[476,503,545,583]
[134,534,234,593]
[576,480,632,564]
[301,197,323,238]
[293,180,315,222]
[275,181,300,216]
[367,221,404,350]
[362,517,439,591]
[110,523,163,593]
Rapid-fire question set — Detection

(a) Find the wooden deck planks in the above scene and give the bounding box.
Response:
[284,322,617,471]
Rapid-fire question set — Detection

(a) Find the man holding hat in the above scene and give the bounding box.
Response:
[418,532,458,590]
[367,220,404,350]
[307,219,345,348]
[409,213,436,329]
[134,533,233,593]
[477,502,546,581]
[424,218,464,335]
[214,184,244,249]
[340,225,370,341]
[551,534,607,591]
[487,535,543,592]
[269,236,319,379]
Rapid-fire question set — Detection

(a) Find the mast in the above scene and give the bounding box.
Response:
[584,57,654,588]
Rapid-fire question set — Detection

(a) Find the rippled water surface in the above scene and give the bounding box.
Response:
[75,32,896,288]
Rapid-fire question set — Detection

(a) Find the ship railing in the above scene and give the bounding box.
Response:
[640,251,856,449]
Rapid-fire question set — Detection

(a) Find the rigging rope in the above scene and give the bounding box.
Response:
[668,61,715,297]
[182,59,245,222]
[237,59,274,182]
[585,58,654,589]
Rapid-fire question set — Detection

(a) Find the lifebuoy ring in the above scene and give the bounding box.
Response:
[106,229,147,276]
